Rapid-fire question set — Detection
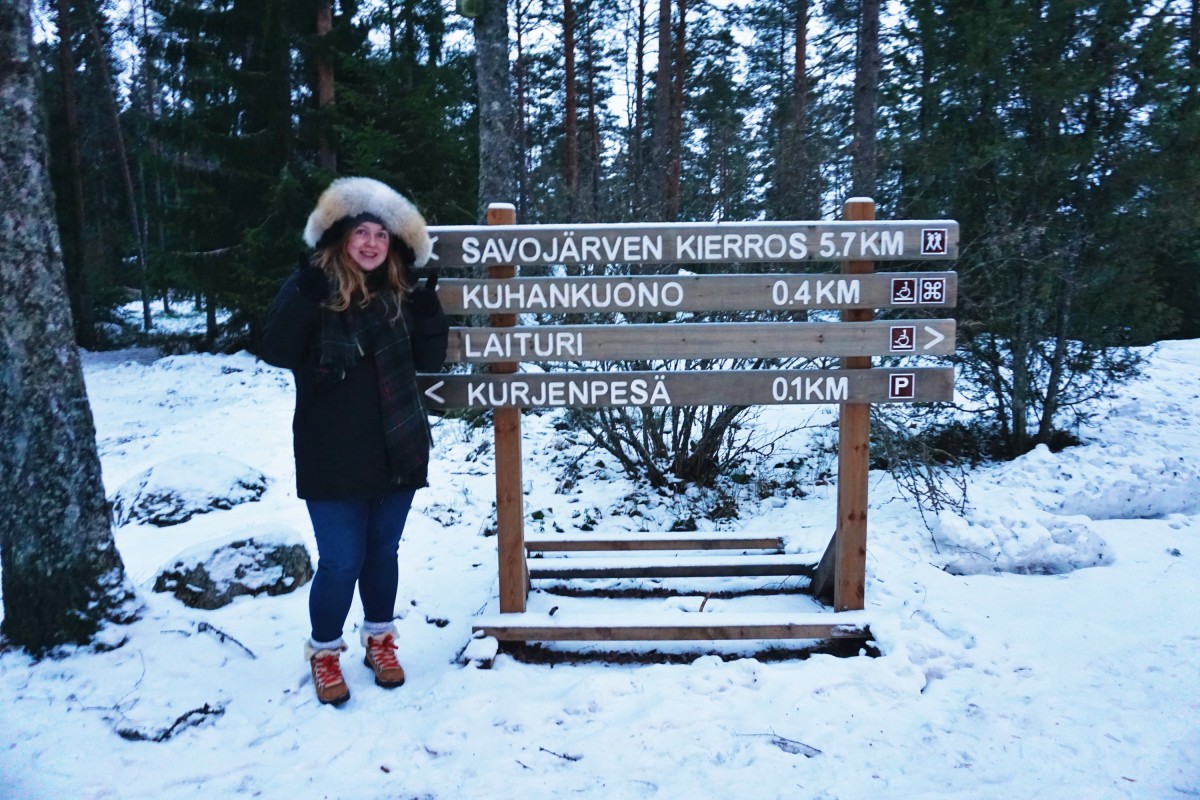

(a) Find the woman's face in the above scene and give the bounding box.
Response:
[344,221,390,271]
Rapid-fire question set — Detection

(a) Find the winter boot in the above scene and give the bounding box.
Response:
[305,640,350,706]
[361,628,406,688]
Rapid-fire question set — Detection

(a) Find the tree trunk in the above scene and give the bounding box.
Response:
[81,0,151,331]
[665,0,686,220]
[850,0,880,198]
[53,0,95,348]
[140,0,169,314]
[474,0,517,218]
[1189,0,1200,103]
[316,1,336,173]
[584,18,601,217]
[650,0,672,217]
[513,1,530,217]
[631,0,648,217]
[563,0,579,216]
[792,0,815,217]
[0,0,138,655]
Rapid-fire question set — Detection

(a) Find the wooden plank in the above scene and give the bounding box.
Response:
[835,198,874,613]
[810,531,838,605]
[486,204,528,614]
[525,532,785,552]
[446,320,956,362]
[417,367,954,410]
[472,611,869,641]
[437,272,958,314]
[427,220,959,266]
[527,554,816,579]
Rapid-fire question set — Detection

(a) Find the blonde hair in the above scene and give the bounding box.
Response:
[313,232,416,321]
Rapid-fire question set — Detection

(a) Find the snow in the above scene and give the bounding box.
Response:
[1,337,1199,799]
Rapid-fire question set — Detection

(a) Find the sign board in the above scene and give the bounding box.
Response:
[427,221,959,267]
[446,320,955,363]
[417,368,954,410]
[436,272,957,314]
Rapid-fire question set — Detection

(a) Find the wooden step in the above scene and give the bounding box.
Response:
[525,531,785,553]
[527,554,816,580]
[473,611,868,642]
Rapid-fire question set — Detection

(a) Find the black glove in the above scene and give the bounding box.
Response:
[408,273,443,319]
[296,267,330,301]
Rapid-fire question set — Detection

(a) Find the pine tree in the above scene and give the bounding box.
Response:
[1,0,139,654]
[474,0,518,216]
[743,0,825,220]
[850,0,880,198]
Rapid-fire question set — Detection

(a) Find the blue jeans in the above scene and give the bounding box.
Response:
[305,490,416,643]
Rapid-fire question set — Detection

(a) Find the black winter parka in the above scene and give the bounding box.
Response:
[258,269,449,500]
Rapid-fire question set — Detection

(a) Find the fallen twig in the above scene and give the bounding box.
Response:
[116,703,225,742]
[196,622,256,659]
[539,746,582,762]
[739,732,822,758]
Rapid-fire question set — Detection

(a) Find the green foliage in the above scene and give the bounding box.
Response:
[891,0,1179,455]
[36,0,1200,470]
[335,0,478,223]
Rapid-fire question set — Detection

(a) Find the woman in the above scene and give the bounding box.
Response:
[259,177,449,706]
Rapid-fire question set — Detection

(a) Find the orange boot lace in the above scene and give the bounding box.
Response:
[364,633,406,687]
[310,650,350,705]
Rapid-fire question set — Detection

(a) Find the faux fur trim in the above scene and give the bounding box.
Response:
[303,177,433,267]
[360,625,398,646]
[304,638,348,660]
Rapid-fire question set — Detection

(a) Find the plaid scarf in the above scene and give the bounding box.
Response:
[318,294,432,487]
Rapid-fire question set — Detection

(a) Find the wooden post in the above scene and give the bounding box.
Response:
[487,203,528,613]
[833,197,874,611]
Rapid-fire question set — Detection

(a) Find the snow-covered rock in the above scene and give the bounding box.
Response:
[110,453,267,527]
[152,526,312,609]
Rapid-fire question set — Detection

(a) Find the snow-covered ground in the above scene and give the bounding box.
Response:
[1,334,1198,799]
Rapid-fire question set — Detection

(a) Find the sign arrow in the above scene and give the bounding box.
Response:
[424,380,445,405]
[922,325,946,351]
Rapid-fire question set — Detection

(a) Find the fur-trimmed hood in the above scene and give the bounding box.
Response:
[303,177,433,268]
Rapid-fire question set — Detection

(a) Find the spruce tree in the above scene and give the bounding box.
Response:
[893,0,1173,456]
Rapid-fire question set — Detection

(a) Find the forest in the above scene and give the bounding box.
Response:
[32,0,1200,464]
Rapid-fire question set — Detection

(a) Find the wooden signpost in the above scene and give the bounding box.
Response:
[426,219,956,267]
[436,272,956,314]
[425,199,959,645]
[418,369,953,409]
[440,320,956,363]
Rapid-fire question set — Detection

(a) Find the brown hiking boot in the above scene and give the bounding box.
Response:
[305,641,350,706]
[362,630,406,688]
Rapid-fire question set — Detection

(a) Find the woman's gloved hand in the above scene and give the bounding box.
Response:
[408,272,442,318]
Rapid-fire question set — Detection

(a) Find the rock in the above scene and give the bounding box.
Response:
[111,453,267,527]
[153,526,313,609]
